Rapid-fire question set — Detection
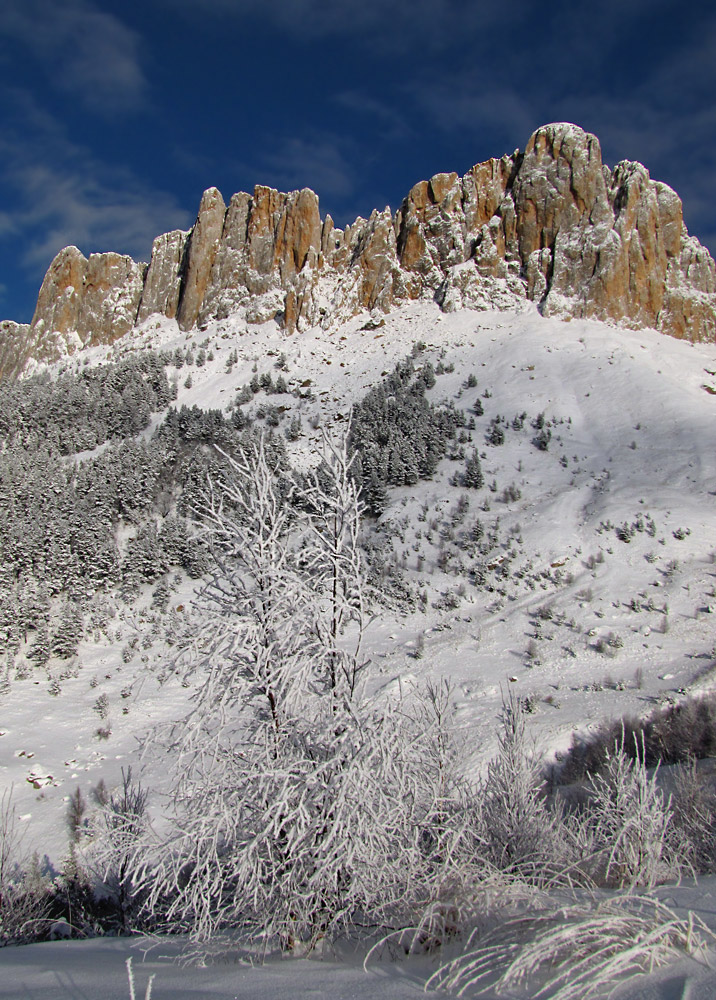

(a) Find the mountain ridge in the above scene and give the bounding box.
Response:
[2,121,715,379]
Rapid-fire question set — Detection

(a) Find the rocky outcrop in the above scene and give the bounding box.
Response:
[197,185,324,328]
[398,124,716,341]
[176,187,226,331]
[137,229,188,323]
[3,122,715,377]
[0,321,33,380]
[26,246,146,364]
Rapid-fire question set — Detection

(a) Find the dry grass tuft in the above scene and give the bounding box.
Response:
[427,892,715,1000]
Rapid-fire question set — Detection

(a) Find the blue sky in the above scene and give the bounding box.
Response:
[1,0,714,323]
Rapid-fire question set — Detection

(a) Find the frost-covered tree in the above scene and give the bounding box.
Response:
[92,768,149,932]
[27,622,51,667]
[140,435,456,951]
[122,523,167,583]
[51,599,84,659]
[462,450,484,489]
[348,357,462,514]
[301,433,366,701]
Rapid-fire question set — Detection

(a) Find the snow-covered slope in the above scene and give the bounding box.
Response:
[3,300,716,866]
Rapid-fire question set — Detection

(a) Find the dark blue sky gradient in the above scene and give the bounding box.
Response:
[1,0,715,322]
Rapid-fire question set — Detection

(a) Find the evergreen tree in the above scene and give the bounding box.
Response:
[123,523,167,583]
[463,450,484,489]
[486,420,505,446]
[27,622,51,667]
[151,580,171,612]
[51,600,83,659]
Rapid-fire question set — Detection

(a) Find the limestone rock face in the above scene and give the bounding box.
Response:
[193,186,323,329]
[138,229,189,323]
[0,321,33,380]
[31,246,87,338]
[391,122,716,341]
[27,246,145,360]
[78,252,146,346]
[176,187,226,331]
[5,121,716,377]
[198,192,252,323]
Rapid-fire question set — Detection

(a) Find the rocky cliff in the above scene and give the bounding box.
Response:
[3,123,715,376]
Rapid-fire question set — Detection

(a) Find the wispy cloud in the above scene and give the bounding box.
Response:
[249,134,358,202]
[160,0,512,53]
[16,162,191,269]
[0,90,191,275]
[0,0,146,113]
[332,92,413,141]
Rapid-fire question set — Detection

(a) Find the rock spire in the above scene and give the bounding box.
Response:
[3,122,715,376]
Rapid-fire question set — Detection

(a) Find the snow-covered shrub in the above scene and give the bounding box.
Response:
[669,758,716,874]
[66,786,87,843]
[475,694,568,881]
[559,695,716,783]
[0,790,53,945]
[571,740,676,889]
[91,768,149,933]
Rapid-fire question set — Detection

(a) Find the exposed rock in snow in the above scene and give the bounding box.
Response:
[24,244,146,367]
[0,320,32,379]
[4,122,716,377]
[137,228,189,323]
[176,186,226,331]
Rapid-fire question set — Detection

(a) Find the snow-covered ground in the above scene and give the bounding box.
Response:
[0,935,444,999]
[3,877,716,1000]
[3,300,716,996]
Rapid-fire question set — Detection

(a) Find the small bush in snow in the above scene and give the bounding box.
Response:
[559,694,716,782]
[572,741,676,889]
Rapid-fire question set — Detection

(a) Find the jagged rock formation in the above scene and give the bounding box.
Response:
[3,123,715,377]
[137,229,188,324]
[0,321,33,380]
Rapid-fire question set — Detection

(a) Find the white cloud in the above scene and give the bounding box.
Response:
[249,134,358,201]
[0,90,191,274]
[16,162,191,269]
[0,0,146,113]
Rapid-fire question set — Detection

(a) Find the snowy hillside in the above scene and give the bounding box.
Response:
[2,300,716,998]
[3,299,715,854]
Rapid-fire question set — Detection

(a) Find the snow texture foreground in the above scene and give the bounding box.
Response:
[3,920,716,1000]
[0,936,440,1000]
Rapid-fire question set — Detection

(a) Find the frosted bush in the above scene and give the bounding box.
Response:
[572,741,677,889]
[475,693,570,882]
